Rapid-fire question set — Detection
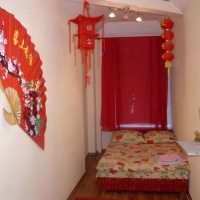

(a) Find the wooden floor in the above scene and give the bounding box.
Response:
[67,153,192,200]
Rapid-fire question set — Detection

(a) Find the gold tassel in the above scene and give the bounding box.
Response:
[165,61,172,69]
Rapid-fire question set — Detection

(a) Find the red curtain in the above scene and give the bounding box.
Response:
[101,37,168,131]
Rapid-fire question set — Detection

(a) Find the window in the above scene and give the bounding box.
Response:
[101,37,168,131]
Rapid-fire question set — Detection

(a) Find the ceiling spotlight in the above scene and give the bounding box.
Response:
[123,6,129,12]
[109,12,116,18]
[108,7,117,18]
[123,6,130,20]
[136,16,142,22]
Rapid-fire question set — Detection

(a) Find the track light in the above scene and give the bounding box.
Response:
[123,6,129,20]
[108,6,144,21]
[108,7,118,18]
[108,12,116,18]
[136,16,142,22]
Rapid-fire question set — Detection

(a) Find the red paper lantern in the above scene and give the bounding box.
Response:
[160,17,174,69]
[68,0,104,84]
[70,15,103,50]
[162,30,174,40]
[161,17,174,30]
[162,51,174,61]
[162,41,174,51]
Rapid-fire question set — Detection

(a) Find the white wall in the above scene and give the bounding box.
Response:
[105,21,162,37]
[172,0,200,199]
[0,1,85,200]
[85,40,102,153]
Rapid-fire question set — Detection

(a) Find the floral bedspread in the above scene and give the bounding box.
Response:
[96,142,190,179]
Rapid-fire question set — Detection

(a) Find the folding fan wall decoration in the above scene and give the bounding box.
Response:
[0,7,47,149]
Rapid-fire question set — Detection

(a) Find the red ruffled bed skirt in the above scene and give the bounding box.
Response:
[97,177,188,192]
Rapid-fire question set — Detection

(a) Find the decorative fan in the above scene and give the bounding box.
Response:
[0,7,47,149]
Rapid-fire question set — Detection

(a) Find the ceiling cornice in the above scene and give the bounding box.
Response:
[66,0,186,16]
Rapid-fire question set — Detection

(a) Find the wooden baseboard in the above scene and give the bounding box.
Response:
[186,192,192,200]
[86,150,105,157]
[66,172,86,200]
[87,152,98,156]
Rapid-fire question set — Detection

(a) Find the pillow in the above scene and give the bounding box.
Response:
[144,130,176,144]
[112,130,145,144]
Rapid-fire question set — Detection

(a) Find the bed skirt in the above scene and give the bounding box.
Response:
[97,177,189,192]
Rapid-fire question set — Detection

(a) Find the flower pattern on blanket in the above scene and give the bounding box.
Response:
[96,142,190,179]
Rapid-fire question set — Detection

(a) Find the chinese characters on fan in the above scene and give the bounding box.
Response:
[13,30,33,66]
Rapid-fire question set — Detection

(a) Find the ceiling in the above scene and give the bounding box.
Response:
[64,0,191,22]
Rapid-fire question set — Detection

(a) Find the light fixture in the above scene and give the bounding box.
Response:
[108,8,117,18]
[136,16,142,22]
[108,12,116,18]
[123,6,129,20]
[135,12,143,22]
[107,6,145,21]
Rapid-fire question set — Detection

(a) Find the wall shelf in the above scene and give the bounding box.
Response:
[177,141,200,156]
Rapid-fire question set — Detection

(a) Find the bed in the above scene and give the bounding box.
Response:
[96,130,190,192]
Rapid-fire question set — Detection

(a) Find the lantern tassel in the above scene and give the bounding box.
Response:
[165,61,172,69]
[73,34,77,66]
[68,22,72,53]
